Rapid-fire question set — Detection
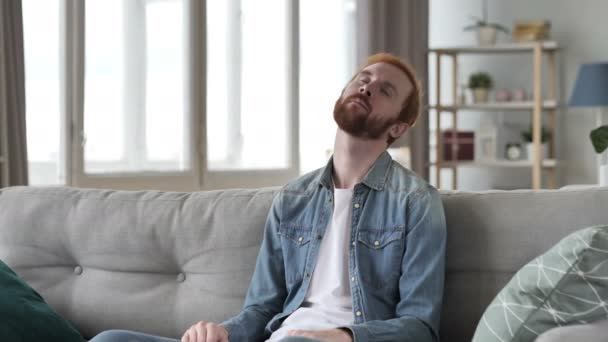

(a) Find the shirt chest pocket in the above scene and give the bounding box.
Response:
[279,224,312,246]
[357,228,403,249]
[278,224,313,285]
[356,227,404,289]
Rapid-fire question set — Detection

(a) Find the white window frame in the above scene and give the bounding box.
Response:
[59,0,299,191]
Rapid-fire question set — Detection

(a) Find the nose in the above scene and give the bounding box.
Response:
[359,86,372,97]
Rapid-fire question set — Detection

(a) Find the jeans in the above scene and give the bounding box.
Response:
[89,330,323,342]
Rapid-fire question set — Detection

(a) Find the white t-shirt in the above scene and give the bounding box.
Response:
[266,188,355,341]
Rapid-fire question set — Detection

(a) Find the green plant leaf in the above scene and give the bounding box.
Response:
[462,14,510,33]
[468,72,493,89]
[488,23,510,33]
[521,125,551,143]
[463,15,486,31]
[590,125,608,154]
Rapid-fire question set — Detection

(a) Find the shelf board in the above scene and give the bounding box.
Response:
[430,100,558,112]
[431,159,557,168]
[429,41,558,54]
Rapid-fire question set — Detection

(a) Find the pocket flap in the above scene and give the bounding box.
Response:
[358,228,403,249]
[279,224,312,245]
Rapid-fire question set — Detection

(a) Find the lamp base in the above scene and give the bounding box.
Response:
[597,108,608,186]
[601,165,608,187]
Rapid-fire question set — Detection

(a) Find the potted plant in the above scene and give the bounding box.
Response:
[590,125,608,186]
[521,126,552,161]
[463,0,510,45]
[468,72,493,103]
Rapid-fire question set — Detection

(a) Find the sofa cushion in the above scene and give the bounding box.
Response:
[472,225,608,342]
[0,259,85,342]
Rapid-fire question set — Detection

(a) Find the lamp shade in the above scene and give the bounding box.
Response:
[569,63,608,107]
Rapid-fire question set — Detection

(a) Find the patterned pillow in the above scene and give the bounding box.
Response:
[473,225,608,342]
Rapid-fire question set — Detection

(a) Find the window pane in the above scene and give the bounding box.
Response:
[23,0,62,185]
[84,0,125,172]
[84,0,187,173]
[207,0,289,170]
[145,0,188,170]
[206,0,228,164]
[299,0,357,174]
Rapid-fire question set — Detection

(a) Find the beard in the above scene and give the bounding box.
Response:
[333,93,397,139]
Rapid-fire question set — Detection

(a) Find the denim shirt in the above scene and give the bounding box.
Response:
[221,151,447,342]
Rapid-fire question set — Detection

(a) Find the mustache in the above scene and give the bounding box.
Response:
[344,93,372,113]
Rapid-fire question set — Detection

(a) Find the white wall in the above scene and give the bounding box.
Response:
[429,0,608,190]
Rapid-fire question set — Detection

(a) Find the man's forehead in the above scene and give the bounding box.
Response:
[361,62,413,95]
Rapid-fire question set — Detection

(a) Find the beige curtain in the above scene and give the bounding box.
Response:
[356,0,429,180]
[0,0,28,186]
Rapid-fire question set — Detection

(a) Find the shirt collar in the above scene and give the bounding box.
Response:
[319,151,393,191]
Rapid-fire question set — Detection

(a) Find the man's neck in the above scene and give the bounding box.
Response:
[332,130,386,189]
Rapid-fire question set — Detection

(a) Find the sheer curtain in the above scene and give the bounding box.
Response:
[355,0,429,179]
[0,0,29,186]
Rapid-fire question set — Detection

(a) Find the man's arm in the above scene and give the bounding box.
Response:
[342,186,447,342]
[219,192,288,341]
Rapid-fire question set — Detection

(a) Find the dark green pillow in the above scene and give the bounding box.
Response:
[0,260,85,342]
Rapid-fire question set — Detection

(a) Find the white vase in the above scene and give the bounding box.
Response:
[477,26,497,45]
[472,88,489,103]
[600,164,608,186]
[525,143,549,161]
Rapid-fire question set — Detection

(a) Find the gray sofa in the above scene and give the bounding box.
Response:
[1,185,608,341]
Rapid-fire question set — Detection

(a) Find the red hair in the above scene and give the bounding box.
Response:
[352,53,423,129]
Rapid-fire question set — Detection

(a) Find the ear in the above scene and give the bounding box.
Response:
[389,122,409,140]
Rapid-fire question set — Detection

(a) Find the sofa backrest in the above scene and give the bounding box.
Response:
[1,186,608,341]
[440,187,608,341]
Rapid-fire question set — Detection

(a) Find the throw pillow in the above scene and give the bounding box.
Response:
[472,225,608,342]
[0,259,86,341]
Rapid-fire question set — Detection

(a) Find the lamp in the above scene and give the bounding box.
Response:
[569,62,608,185]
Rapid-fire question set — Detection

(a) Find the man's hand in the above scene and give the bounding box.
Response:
[181,321,229,342]
[287,328,353,342]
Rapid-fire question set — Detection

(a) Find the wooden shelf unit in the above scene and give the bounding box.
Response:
[430,159,557,168]
[429,41,560,190]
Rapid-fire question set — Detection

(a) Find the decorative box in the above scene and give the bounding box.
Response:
[512,20,551,42]
[442,131,475,161]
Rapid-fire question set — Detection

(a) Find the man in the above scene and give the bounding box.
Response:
[91,53,446,342]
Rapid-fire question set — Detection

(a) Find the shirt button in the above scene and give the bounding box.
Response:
[352,241,356,246]
[354,203,360,209]
[356,311,362,317]
[73,266,83,275]
[351,276,356,282]
[374,240,380,246]
[298,236,303,242]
